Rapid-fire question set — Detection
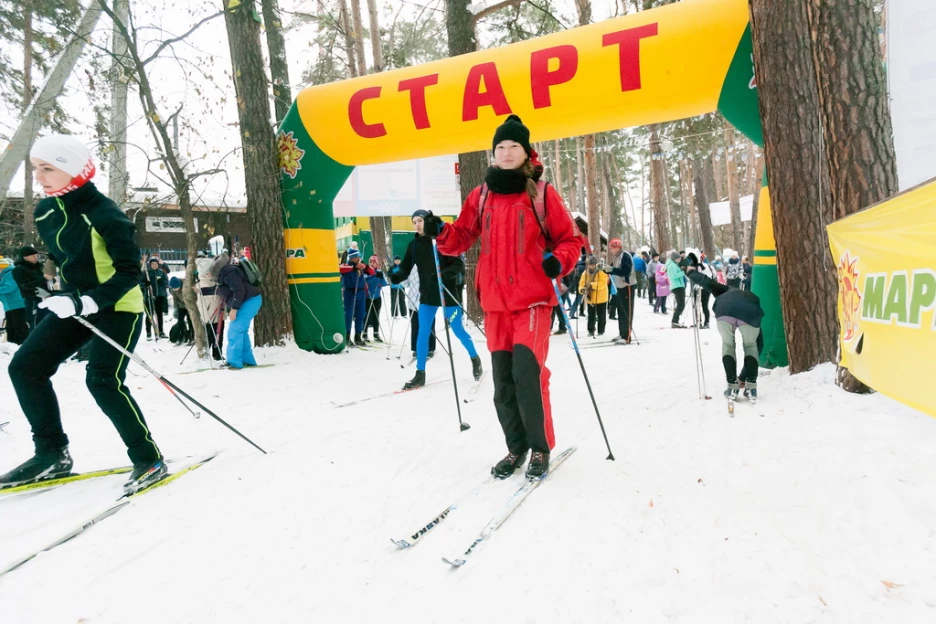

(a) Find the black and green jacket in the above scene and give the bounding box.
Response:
[34,182,144,313]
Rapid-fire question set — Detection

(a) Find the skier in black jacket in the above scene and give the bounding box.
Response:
[390,210,481,390]
[685,253,764,401]
[0,135,165,495]
[11,245,46,333]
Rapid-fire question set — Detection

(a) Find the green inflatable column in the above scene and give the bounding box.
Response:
[277,104,354,354]
[717,25,789,367]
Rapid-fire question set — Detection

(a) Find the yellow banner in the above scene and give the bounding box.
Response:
[296,0,748,166]
[827,177,936,417]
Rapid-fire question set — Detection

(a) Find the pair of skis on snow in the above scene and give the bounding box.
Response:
[727,387,758,415]
[330,371,486,408]
[0,453,219,577]
[391,446,576,567]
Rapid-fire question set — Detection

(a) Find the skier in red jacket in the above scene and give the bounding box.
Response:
[423,115,582,479]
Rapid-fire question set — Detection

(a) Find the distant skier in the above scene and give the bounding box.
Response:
[426,114,582,480]
[0,134,165,494]
[685,253,764,402]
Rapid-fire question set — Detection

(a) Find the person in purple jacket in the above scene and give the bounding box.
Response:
[211,253,262,369]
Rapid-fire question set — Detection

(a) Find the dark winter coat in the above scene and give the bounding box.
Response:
[217,264,261,310]
[686,270,764,327]
[142,266,168,298]
[11,258,45,300]
[33,182,143,313]
[436,183,580,312]
[339,260,374,291]
[391,234,465,307]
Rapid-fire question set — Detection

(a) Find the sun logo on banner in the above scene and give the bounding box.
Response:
[837,251,862,342]
[278,131,305,179]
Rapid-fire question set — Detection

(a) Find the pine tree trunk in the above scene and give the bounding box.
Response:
[338,0,357,77]
[712,153,726,199]
[22,1,34,245]
[350,0,367,77]
[693,155,717,259]
[223,0,291,346]
[806,0,898,393]
[575,136,585,215]
[724,122,743,252]
[649,124,670,252]
[750,0,837,374]
[260,0,292,126]
[446,0,486,325]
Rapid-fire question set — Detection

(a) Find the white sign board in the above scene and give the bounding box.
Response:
[333,154,461,217]
[888,0,936,190]
[708,195,753,227]
[145,216,197,233]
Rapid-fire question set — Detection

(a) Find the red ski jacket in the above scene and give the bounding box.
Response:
[436,183,582,313]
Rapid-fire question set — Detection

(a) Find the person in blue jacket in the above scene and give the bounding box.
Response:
[363,255,388,342]
[211,252,263,369]
[339,248,374,346]
[633,251,647,298]
[0,262,27,344]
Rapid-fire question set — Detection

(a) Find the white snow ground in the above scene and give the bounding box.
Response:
[1,298,935,624]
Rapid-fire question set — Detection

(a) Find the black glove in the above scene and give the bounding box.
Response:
[541,253,562,279]
[423,211,445,237]
[687,252,700,267]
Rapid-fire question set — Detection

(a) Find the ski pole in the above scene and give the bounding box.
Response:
[430,239,469,432]
[75,316,267,454]
[551,280,614,460]
[396,309,412,360]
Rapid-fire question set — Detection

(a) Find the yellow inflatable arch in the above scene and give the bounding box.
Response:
[278,0,784,362]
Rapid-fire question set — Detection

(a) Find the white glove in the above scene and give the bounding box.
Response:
[39,293,99,318]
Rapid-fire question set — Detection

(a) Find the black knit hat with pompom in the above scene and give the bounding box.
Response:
[492,114,532,156]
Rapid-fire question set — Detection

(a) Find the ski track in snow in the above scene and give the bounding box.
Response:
[1,302,935,624]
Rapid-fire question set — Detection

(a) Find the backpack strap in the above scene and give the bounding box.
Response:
[476,184,490,233]
[531,180,552,250]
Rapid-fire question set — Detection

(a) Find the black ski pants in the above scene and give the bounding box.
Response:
[671,287,686,325]
[365,297,382,337]
[390,288,408,317]
[586,302,607,335]
[8,310,161,463]
[145,295,167,336]
[3,308,28,345]
[612,285,633,341]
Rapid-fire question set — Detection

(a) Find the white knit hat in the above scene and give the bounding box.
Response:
[30,134,92,177]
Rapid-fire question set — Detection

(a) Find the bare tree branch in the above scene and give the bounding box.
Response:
[471,0,524,26]
[141,11,224,66]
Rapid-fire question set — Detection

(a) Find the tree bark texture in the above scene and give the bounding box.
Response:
[446,0,485,324]
[22,1,34,245]
[260,0,292,126]
[107,0,130,211]
[223,0,292,346]
[648,124,670,253]
[338,0,357,77]
[750,0,837,374]
[693,155,717,259]
[724,122,744,253]
[806,0,898,393]
[583,134,600,254]
[349,0,367,77]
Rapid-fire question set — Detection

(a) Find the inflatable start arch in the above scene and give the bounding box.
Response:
[277,0,784,363]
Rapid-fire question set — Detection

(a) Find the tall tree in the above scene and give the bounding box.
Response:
[574,0,600,254]
[260,0,291,126]
[445,0,487,325]
[222,0,292,345]
[107,0,129,210]
[749,0,896,380]
[648,124,670,252]
[806,0,897,392]
[723,121,743,252]
[693,155,717,258]
[21,0,34,245]
[337,0,357,77]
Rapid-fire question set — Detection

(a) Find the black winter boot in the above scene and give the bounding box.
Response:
[354,334,366,346]
[526,451,550,480]
[403,370,426,390]
[0,447,73,487]
[492,450,527,479]
[123,457,168,495]
[471,356,483,381]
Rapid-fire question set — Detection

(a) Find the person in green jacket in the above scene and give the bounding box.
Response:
[0,134,165,495]
[666,251,687,328]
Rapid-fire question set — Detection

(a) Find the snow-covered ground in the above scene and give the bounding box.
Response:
[1,298,934,623]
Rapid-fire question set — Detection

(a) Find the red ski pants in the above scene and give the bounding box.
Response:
[485,305,555,454]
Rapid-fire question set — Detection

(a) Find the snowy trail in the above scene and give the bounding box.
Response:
[1,303,935,623]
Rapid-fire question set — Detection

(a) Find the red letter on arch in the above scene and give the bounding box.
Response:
[530,45,579,109]
[602,23,659,92]
[399,74,439,130]
[462,62,512,122]
[349,86,387,139]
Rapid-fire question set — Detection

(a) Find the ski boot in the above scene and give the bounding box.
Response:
[354,334,367,347]
[492,450,527,479]
[725,381,740,414]
[0,447,73,488]
[743,382,758,404]
[403,370,426,390]
[552,328,567,335]
[124,457,168,495]
[526,451,551,480]
[471,356,483,381]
